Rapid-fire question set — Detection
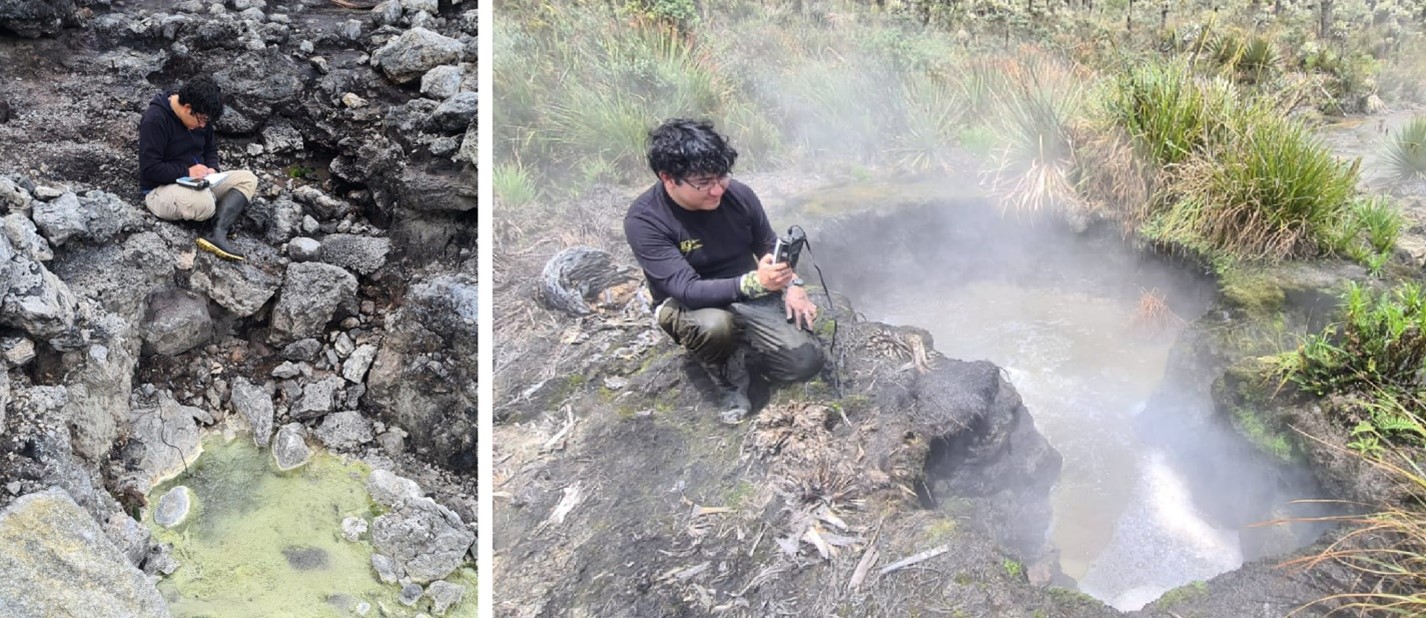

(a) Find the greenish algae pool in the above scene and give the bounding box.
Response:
[144,435,476,617]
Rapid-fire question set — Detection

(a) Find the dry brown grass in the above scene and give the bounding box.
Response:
[1130,288,1185,338]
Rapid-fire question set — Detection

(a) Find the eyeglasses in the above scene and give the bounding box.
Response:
[194,113,210,127]
[683,175,731,193]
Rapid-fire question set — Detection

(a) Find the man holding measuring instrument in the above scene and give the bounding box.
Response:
[624,118,825,424]
[138,76,257,261]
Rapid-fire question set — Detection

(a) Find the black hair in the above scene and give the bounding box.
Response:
[646,118,737,181]
[177,76,225,122]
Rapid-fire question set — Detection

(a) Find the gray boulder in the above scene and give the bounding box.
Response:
[427,580,466,616]
[125,393,203,490]
[261,120,303,154]
[140,287,212,356]
[269,262,357,343]
[50,231,175,323]
[0,176,30,211]
[292,375,343,420]
[370,0,401,26]
[371,27,462,84]
[396,165,477,212]
[343,343,378,383]
[420,64,463,100]
[2,213,52,261]
[31,191,144,247]
[428,91,477,134]
[189,252,281,318]
[320,234,389,276]
[367,274,476,469]
[63,315,140,462]
[370,495,474,583]
[366,469,421,506]
[0,488,170,618]
[314,411,374,450]
[272,422,311,470]
[153,486,191,528]
[287,236,321,261]
[0,0,75,37]
[0,236,78,339]
[230,377,275,447]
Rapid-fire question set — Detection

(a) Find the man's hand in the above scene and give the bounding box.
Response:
[784,285,818,330]
[187,163,214,179]
[756,254,794,291]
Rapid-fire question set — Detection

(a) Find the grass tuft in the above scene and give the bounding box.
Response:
[1385,117,1426,184]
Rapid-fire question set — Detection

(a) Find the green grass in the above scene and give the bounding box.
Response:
[492,162,537,207]
[1106,58,1231,166]
[1161,100,1360,260]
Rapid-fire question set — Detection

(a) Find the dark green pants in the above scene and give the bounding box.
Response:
[656,295,825,383]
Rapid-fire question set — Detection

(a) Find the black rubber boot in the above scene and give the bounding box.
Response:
[701,347,751,425]
[197,190,248,261]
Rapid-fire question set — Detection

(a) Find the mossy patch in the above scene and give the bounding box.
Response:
[1157,580,1209,607]
[1219,263,1286,317]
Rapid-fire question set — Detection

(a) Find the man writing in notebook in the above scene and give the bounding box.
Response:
[624,118,825,425]
[138,76,258,261]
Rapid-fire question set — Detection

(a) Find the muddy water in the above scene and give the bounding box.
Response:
[813,196,1317,611]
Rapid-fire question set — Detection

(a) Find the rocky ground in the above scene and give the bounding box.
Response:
[491,174,1393,617]
[0,0,476,614]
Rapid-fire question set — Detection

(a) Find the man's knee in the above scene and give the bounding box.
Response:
[220,169,259,199]
[684,309,738,361]
[767,342,825,383]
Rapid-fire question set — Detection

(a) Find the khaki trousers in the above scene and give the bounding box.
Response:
[144,169,258,221]
[657,295,825,384]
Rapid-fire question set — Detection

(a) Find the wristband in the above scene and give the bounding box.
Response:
[739,271,770,299]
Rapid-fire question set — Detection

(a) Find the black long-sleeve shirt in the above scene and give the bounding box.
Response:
[624,179,777,309]
[137,92,220,192]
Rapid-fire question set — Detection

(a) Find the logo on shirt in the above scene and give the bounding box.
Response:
[679,238,703,254]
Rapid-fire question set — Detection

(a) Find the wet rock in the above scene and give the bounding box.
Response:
[371,27,462,84]
[3,213,52,261]
[231,377,275,447]
[371,553,403,583]
[270,262,357,343]
[399,583,423,606]
[288,236,321,261]
[188,254,281,318]
[426,580,465,616]
[319,234,389,275]
[428,91,477,134]
[140,287,212,356]
[281,545,329,570]
[368,274,476,469]
[314,410,373,450]
[0,488,169,618]
[153,486,191,528]
[272,422,311,470]
[420,64,463,100]
[126,393,203,488]
[281,338,322,361]
[370,494,474,583]
[341,516,367,541]
[366,469,421,506]
[538,247,621,316]
[31,191,144,247]
[0,0,75,38]
[292,375,343,420]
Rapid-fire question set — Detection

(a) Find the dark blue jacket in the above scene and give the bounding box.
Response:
[137,92,219,192]
[624,180,777,309]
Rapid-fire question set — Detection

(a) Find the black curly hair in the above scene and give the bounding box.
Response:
[646,118,737,182]
[177,76,225,122]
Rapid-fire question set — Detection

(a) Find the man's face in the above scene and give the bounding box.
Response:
[177,103,209,131]
[661,172,730,211]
